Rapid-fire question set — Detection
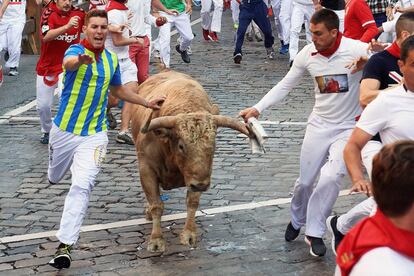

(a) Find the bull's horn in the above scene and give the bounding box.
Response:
[141,116,177,133]
[213,115,250,136]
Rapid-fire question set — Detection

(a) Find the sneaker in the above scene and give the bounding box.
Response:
[305,236,327,257]
[202,28,211,41]
[279,43,289,55]
[0,65,3,87]
[326,215,345,255]
[40,132,49,144]
[285,221,300,241]
[48,243,72,269]
[245,31,254,42]
[8,67,18,76]
[209,31,219,42]
[233,53,242,64]
[116,131,134,145]
[233,23,239,30]
[106,110,117,130]
[266,47,276,60]
[175,45,190,63]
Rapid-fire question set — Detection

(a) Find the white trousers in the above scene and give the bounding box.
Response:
[279,0,293,44]
[289,2,313,61]
[230,0,239,25]
[158,12,194,68]
[290,113,355,238]
[201,0,223,32]
[0,21,25,68]
[336,140,382,234]
[49,124,108,245]
[36,74,63,133]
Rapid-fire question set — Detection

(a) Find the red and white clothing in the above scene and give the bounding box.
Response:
[344,0,377,43]
[336,210,414,276]
[0,0,26,68]
[254,35,368,237]
[36,3,85,134]
[201,0,223,33]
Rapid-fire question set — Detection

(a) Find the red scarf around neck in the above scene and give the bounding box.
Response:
[80,39,104,62]
[312,32,343,57]
[337,209,414,276]
[386,41,401,58]
[105,0,128,12]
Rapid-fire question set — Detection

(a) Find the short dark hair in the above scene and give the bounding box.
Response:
[400,35,414,61]
[85,9,108,26]
[310,9,339,31]
[396,11,414,38]
[372,140,414,217]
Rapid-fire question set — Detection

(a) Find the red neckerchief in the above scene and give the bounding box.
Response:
[105,0,128,12]
[80,39,104,63]
[50,1,71,16]
[386,41,400,58]
[312,32,343,57]
[337,209,414,276]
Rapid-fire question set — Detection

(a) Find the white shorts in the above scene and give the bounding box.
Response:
[119,58,138,85]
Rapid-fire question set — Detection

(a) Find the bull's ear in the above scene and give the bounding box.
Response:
[211,104,220,115]
[153,128,171,138]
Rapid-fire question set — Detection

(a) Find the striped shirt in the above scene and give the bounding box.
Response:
[54,44,122,136]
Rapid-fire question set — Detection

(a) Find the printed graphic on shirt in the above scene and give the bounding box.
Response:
[315,74,349,93]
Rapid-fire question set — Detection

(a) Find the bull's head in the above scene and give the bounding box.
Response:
[142,113,249,193]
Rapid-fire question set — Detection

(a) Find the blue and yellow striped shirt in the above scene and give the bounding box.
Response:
[54,44,122,136]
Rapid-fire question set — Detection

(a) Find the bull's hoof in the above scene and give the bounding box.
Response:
[180,229,197,247]
[148,237,165,252]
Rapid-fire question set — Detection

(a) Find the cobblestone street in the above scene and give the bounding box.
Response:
[0,10,366,275]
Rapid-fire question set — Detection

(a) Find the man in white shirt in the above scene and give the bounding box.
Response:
[239,9,368,257]
[0,0,26,76]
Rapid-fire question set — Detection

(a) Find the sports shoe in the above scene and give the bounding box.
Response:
[49,243,72,269]
[0,65,3,87]
[209,31,219,42]
[40,132,49,144]
[285,221,300,241]
[8,67,18,76]
[202,28,211,41]
[305,236,327,257]
[279,43,289,55]
[106,110,117,130]
[116,131,134,145]
[245,31,254,42]
[233,23,239,30]
[326,215,345,255]
[266,47,276,60]
[233,53,242,64]
[175,45,190,63]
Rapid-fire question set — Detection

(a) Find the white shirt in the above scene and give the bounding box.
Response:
[0,0,26,24]
[356,85,414,144]
[105,9,129,59]
[126,0,156,37]
[254,37,368,124]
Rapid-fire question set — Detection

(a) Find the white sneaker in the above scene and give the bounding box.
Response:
[8,67,18,76]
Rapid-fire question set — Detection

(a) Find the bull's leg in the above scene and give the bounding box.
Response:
[139,165,165,253]
[180,191,201,247]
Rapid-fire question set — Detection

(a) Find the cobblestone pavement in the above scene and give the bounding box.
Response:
[0,11,366,275]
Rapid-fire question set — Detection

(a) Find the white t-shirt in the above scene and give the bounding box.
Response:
[126,0,156,37]
[0,0,26,24]
[254,37,368,124]
[351,247,414,276]
[356,85,414,144]
[105,9,129,59]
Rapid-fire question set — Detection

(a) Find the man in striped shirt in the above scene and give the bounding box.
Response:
[47,9,165,270]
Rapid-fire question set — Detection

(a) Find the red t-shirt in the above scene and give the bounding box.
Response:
[36,3,85,76]
[344,0,378,43]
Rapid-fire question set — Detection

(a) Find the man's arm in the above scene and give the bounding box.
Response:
[110,85,165,109]
[63,53,94,71]
[343,128,374,196]
[43,16,80,42]
[151,0,178,15]
[359,78,381,108]
[110,29,143,46]
[0,0,10,19]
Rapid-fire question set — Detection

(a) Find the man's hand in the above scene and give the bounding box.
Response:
[345,56,369,74]
[67,16,80,29]
[239,107,260,123]
[146,96,166,110]
[185,4,192,14]
[166,9,179,16]
[369,39,387,53]
[350,179,372,197]
[109,23,129,33]
[155,16,167,27]
[78,53,94,65]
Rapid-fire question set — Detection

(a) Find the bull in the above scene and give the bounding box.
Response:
[131,71,249,252]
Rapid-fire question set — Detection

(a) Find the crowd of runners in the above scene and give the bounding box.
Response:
[0,0,413,274]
